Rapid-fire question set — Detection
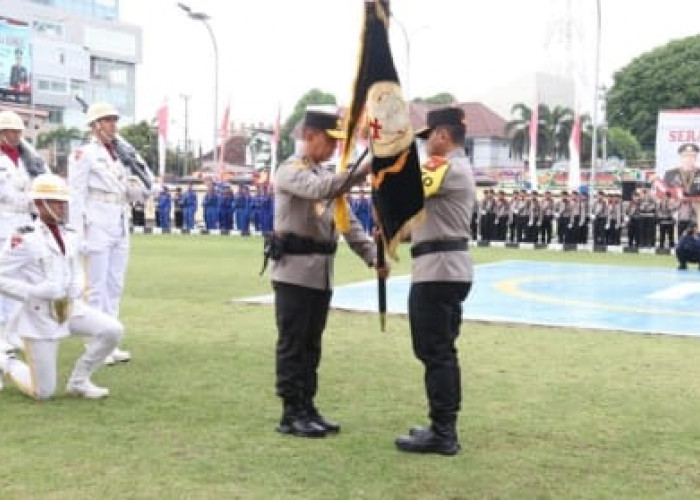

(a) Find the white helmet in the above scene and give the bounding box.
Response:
[0,110,25,131]
[31,173,70,202]
[86,101,120,125]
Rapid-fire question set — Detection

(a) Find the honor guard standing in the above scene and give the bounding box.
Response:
[173,187,184,229]
[657,191,677,248]
[606,193,623,245]
[68,101,150,365]
[592,190,609,245]
[0,174,122,399]
[157,186,172,230]
[508,191,522,243]
[271,109,386,438]
[556,191,571,244]
[494,190,509,241]
[566,191,581,244]
[578,192,590,244]
[638,189,657,247]
[202,181,220,230]
[394,107,475,456]
[182,183,197,230]
[0,111,38,353]
[479,189,495,241]
[525,191,540,243]
[540,191,555,244]
[625,191,641,248]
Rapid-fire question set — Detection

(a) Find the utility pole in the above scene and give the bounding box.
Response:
[180,94,190,176]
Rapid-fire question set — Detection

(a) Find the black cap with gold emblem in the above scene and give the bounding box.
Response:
[678,143,700,154]
[416,107,466,139]
[303,110,346,139]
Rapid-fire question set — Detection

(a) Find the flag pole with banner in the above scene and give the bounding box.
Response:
[156,101,168,180]
[339,0,425,330]
[218,102,230,183]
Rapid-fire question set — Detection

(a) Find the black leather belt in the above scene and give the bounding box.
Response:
[410,239,468,258]
[279,233,337,255]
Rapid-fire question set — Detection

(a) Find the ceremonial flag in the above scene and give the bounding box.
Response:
[218,102,230,182]
[338,0,424,259]
[156,102,168,179]
[527,100,539,190]
[568,112,581,191]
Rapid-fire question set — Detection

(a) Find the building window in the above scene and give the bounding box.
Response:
[36,77,67,95]
[32,19,65,38]
[47,108,63,124]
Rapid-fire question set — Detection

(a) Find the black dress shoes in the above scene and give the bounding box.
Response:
[395,427,460,456]
[276,416,326,438]
[309,412,341,433]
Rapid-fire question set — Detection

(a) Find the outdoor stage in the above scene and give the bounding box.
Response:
[243,261,700,337]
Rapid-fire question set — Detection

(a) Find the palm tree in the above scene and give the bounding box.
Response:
[36,126,83,174]
[505,103,533,160]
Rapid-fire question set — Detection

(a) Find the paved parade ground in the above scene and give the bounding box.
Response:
[246,260,700,337]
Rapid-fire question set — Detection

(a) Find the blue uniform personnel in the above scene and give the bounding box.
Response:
[157,187,172,230]
[182,185,197,230]
[259,187,274,235]
[202,184,220,230]
[218,187,234,231]
[234,187,251,235]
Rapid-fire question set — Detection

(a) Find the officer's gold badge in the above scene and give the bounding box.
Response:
[366,81,413,158]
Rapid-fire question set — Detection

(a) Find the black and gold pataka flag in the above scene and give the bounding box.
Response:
[336,0,424,260]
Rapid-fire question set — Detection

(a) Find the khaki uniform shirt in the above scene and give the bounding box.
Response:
[411,149,475,283]
[272,156,375,290]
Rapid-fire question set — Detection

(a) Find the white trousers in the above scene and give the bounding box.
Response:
[84,223,130,318]
[4,303,122,400]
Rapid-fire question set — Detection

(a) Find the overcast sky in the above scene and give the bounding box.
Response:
[119,0,700,150]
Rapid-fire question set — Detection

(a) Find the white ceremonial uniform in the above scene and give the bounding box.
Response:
[68,138,146,333]
[0,149,33,343]
[0,220,122,400]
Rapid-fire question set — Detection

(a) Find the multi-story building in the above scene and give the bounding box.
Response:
[1,0,142,134]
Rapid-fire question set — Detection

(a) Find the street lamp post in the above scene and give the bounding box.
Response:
[177,3,218,167]
[590,0,601,193]
[180,93,190,176]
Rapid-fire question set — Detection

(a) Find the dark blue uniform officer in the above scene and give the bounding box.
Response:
[202,183,220,230]
[157,186,172,230]
[219,185,234,231]
[182,184,198,230]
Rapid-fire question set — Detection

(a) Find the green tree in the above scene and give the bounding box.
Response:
[607,35,700,151]
[605,126,642,160]
[412,92,456,105]
[36,126,83,175]
[279,89,337,161]
[119,120,155,162]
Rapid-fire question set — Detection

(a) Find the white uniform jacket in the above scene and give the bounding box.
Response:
[0,150,33,239]
[68,137,148,242]
[0,221,84,340]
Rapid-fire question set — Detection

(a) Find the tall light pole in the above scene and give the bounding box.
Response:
[180,93,190,176]
[590,0,601,193]
[177,3,218,167]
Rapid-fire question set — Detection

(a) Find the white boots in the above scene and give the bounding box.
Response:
[104,347,131,366]
[66,379,109,399]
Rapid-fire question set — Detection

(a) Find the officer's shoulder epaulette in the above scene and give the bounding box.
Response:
[16,225,34,234]
[290,158,309,170]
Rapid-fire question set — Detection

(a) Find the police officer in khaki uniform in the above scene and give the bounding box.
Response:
[271,109,387,438]
[395,107,475,456]
[664,143,700,197]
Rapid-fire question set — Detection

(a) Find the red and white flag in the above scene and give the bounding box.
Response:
[568,113,581,191]
[156,102,168,179]
[527,101,539,190]
[218,102,230,182]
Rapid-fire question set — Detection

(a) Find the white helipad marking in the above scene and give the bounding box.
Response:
[647,283,700,301]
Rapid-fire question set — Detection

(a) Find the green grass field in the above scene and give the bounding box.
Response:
[2,236,700,499]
